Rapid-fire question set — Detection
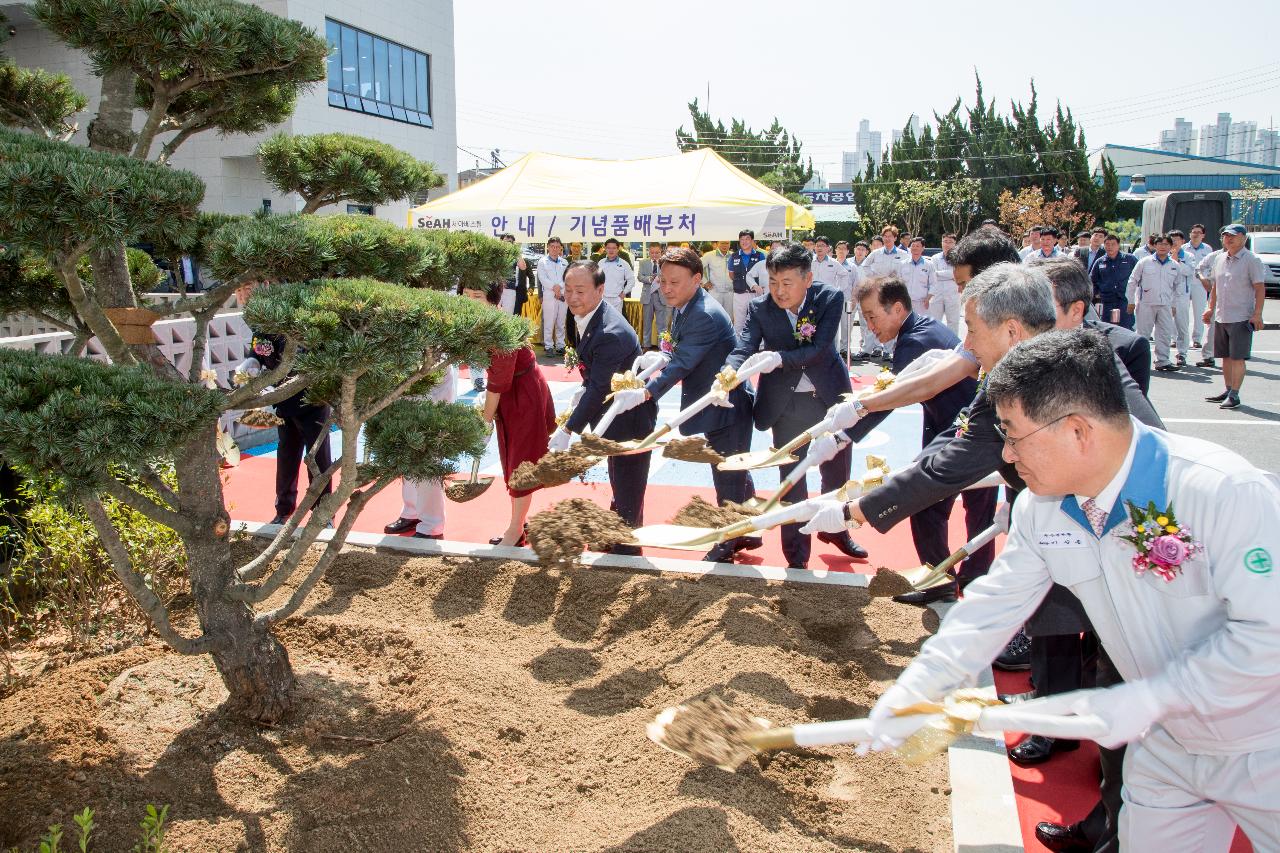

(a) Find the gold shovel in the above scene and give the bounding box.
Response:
[443,426,495,503]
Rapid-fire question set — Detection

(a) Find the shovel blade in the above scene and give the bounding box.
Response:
[630,524,722,549]
[717,448,799,471]
[443,475,496,503]
[902,563,951,590]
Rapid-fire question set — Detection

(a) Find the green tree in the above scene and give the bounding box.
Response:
[0,1,527,722]
[849,75,1119,241]
[675,98,814,202]
[0,11,87,140]
[1235,177,1266,226]
[258,132,444,215]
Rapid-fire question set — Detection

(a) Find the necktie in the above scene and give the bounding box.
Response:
[1081,498,1108,537]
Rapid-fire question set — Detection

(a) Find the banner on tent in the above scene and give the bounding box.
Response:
[409,205,791,242]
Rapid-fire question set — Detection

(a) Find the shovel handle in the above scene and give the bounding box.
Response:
[746,488,843,532]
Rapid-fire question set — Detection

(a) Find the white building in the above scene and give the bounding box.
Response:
[1199,112,1233,159]
[1158,117,1195,155]
[0,0,457,226]
[841,118,883,181]
[1228,120,1258,160]
[1254,129,1280,168]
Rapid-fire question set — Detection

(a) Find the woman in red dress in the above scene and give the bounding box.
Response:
[459,280,556,546]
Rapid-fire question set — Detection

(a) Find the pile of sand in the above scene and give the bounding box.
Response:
[508,447,599,490]
[576,433,633,456]
[662,437,724,464]
[0,541,951,852]
[443,478,490,502]
[525,498,637,567]
[670,496,747,529]
[236,408,284,428]
[648,694,769,770]
[866,568,919,598]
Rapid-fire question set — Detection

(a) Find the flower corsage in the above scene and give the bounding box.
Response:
[562,346,580,370]
[659,331,676,355]
[251,337,274,358]
[793,313,817,344]
[1118,500,1203,582]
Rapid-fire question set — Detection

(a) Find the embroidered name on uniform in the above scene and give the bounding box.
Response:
[1037,531,1088,549]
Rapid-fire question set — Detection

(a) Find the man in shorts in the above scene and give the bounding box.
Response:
[1201,224,1266,410]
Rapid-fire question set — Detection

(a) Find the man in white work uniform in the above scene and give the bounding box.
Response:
[537,237,569,355]
[1127,233,1181,372]
[383,365,457,539]
[1183,224,1214,361]
[701,240,734,317]
[1167,230,1196,367]
[598,238,635,314]
[926,232,961,334]
[837,328,1280,853]
[899,237,937,313]
[834,240,862,356]
[861,225,910,358]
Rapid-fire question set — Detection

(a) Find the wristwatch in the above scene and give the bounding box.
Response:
[850,399,868,419]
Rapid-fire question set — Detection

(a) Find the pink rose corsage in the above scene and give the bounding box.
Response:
[1118,500,1203,582]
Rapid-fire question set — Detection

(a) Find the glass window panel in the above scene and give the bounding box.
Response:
[340,25,358,95]
[401,50,416,111]
[392,106,407,121]
[328,90,344,107]
[377,102,392,118]
[357,32,374,98]
[388,44,402,106]
[415,53,429,116]
[361,98,377,113]
[326,20,341,93]
[373,38,388,102]
[345,94,361,110]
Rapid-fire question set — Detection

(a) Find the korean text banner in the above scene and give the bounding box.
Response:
[410,205,790,242]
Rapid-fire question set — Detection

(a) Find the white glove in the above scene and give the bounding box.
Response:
[994,502,1012,534]
[826,400,866,432]
[632,351,669,375]
[1068,681,1168,749]
[798,499,853,535]
[232,356,263,386]
[857,681,936,756]
[547,428,572,453]
[739,350,783,376]
[610,388,649,413]
[708,384,734,408]
[804,433,846,466]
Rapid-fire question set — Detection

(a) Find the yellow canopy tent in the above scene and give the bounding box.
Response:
[407,148,815,241]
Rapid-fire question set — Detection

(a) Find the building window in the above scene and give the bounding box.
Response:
[346,203,375,216]
[325,19,432,128]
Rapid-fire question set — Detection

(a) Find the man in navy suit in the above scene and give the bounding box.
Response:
[725,241,867,569]
[550,261,657,554]
[843,275,997,603]
[608,246,758,564]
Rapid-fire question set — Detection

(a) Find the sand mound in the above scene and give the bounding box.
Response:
[0,542,951,852]
[662,437,724,464]
[670,496,746,529]
[867,567,917,598]
[526,498,637,567]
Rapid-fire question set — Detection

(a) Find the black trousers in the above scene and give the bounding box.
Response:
[1079,647,1125,853]
[773,392,852,566]
[275,403,333,518]
[607,451,652,528]
[1029,632,1092,699]
[909,486,999,580]
[705,415,755,506]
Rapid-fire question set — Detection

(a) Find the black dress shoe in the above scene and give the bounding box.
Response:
[1195,358,1215,368]
[609,543,642,557]
[1008,734,1079,766]
[732,535,763,552]
[489,534,527,546]
[1034,821,1092,853]
[993,629,1032,671]
[787,560,807,569]
[413,532,442,540]
[384,517,420,534]
[269,515,287,525]
[1205,389,1230,402]
[815,531,869,559]
[892,583,957,606]
[998,689,1036,704]
[703,542,736,563]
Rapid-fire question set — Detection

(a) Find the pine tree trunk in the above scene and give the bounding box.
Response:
[176,428,296,722]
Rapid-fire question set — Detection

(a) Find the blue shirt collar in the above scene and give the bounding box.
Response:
[884,246,897,255]
[1058,421,1168,538]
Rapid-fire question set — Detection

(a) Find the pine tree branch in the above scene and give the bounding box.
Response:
[153,277,243,318]
[358,352,446,422]
[97,476,193,537]
[81,494,213,655]
[187,308,214,385]
[55,247,137,366]
[232,373,312,412]
[135,464,180,508]
[224,337,300,409]
[253,472,396,626]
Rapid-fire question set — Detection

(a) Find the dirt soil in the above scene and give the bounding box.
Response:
[526,499,637,567]
[669,496,746,529]
[509,447,600,490]
[661,437,724,464]
[0,541,951,852]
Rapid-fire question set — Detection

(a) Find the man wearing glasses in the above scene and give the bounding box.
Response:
[842,329,1280,853]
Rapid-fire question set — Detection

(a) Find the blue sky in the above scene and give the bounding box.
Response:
[453,0,1280,181]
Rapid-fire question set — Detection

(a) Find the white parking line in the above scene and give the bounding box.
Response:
[1164,418,1279,425]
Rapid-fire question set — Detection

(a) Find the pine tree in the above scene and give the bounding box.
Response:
[0,0,525,721]
[675,98,814,202]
